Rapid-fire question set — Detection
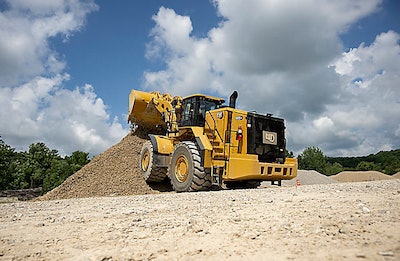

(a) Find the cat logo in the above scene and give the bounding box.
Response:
[263,131,277,145]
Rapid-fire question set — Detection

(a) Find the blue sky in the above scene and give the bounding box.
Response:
[53,1,222,120]
[0,0,399,157]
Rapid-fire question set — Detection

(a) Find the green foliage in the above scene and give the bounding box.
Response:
[0,138,90,193]
[327,149,400,175]
[27,142,60,188]
[298,147,369,175]
[324,162,343,176]
[285,150,294,158]
[298,146,328,174]
[66,151,90,171]
[356,161,378,171]
[298,147,399,175]
[0,139,17,190]
[43,159,72,192]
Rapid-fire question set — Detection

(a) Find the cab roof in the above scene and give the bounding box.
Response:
[182,94,225,105]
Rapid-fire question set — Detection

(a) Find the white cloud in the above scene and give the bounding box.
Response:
[147,6,194,58]
[314,117,334,131]
[0,0,128,156]
[0,75,127,156]
[0,0,98,87]
[143,0,400,156]
[281,30,400,156]
[326,30,400,156]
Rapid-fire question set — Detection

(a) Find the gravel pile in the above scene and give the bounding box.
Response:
[330,171,395,182]
[42,132,394,200]
[39,134,168,200]
[278,170,338,186]
[393,172,400,179]
[41,134,340,200]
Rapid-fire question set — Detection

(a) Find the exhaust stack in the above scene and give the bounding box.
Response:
[229,91,238,109]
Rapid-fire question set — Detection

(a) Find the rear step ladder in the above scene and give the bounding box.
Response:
[211,166,223,186]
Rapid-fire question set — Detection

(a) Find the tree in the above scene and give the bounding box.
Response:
[356,161,379,171]
[325,162,343,176]
[0,139,91,193]
[384,159,400,175]
[26,142,60,188]
[327,149,400,174]
[43,159,72,192]
[0,138,17,190]
[42,151,90,193]
[298,146,328,174]
[285,150,294,158]
[66,151,90,172]
[9,152,30,189]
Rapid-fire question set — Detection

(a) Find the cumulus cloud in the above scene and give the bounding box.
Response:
[143,0,399,156]
[0,0,98,86]
[0,0,128,155]
[325,30,400,155]
[289,29,400,156]
[0,76,126,155]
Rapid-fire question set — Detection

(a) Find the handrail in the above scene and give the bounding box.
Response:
[205,111,224,142]
[205,111,230,161]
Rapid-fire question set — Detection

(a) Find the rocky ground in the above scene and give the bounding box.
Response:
[1,180,399,260]
[1,133,399,260]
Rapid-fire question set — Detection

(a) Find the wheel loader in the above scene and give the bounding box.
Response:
[128,89,297,192]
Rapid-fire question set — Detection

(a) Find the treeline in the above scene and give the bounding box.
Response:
[327,149,400,175]
[298,147,400,175]
[0,138,90,193]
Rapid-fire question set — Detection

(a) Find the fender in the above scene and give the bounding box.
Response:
[189,127,213,167]
[148,134,174,155]
[148,134,174,168]
[190,127,213,151]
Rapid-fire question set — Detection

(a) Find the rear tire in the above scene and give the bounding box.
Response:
[140,141,167,182]
[169,141,211,192]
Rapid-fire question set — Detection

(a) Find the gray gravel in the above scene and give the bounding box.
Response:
[262,170,339,187]
[1,180,399,260]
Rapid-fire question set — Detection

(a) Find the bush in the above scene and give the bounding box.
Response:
[0,138,90,193]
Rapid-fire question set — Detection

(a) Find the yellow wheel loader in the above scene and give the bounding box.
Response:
[128,89,297,192]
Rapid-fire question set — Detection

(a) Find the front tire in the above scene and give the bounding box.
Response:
[169,141,211,192]
[140,141,167,182]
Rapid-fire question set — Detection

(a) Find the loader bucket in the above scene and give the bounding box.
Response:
[128,90,173,129]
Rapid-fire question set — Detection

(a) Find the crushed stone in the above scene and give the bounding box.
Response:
[330,171,395,183]
[39,134,170,201]
[279,170,338,186]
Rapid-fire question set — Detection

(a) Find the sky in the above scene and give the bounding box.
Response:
[0,0,399,157]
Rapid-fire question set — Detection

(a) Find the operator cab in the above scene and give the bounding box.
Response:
[180,94,225,127]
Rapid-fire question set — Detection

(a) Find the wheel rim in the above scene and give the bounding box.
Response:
[174,155,189,183]
[141,150,150,172]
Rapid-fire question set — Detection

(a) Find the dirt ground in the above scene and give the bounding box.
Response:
[1,180,399,261]
[331,171,396,183]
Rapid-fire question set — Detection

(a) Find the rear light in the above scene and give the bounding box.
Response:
[236,126,243,140]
